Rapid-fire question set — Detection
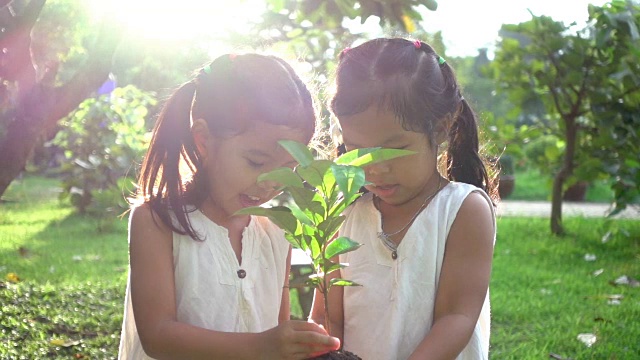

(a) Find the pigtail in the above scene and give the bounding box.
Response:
[436,52,495,199]
[445,98,492,195]
[137,81,202,240]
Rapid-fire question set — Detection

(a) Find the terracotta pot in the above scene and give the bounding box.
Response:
[498,175,515,199]
[563,181,588,202]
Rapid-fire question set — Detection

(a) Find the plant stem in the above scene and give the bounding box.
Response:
[322,281,332,337]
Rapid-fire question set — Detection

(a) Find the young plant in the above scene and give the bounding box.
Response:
[237,140,412,336]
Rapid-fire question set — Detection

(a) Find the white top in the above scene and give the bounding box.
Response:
[118,210,290,359]
[340,182,496,360]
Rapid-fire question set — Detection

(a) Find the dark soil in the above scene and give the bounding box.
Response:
[311,350,362,359]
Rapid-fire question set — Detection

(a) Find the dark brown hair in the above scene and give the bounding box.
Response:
[331,38,496,197]
[136,53,317,240]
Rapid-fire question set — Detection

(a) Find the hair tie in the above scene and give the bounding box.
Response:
[413,40,421,49]
[437,56,446,65]
[202,64,212,75]
[341,47,351,55]
[229,53,237,61]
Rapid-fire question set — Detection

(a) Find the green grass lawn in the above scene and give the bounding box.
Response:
[491,217,639,359]
[508,168,615,203]
[1,176,638,359]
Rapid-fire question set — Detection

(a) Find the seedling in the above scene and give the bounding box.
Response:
[237,140,412,336]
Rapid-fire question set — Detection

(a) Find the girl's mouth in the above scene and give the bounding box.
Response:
[240,194,262,208]
[369,184,398,198]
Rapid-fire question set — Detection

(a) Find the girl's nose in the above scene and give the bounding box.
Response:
[365,162,391,176]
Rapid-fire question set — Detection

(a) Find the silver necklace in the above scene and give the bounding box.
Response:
[376,176,443,260]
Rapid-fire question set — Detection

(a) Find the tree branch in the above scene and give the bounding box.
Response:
[48,17,122,125]
[0,0,45,95]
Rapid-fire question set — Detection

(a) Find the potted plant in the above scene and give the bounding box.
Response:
[562,178,589,202]
[237,140,412,359]
[498,154,516,199]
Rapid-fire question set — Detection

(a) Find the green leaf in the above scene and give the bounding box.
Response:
[329,278,361,288]
[424,0,438,11]
[309,235,322,263]
[336,147,415,167]
[288,202,313,228]
[235,206,298,234]
[323,260,347,277]
[335,147,379,165]
[296,160,333,188]
[331,164,366,203]
[268,0,285,12]
[317,215,346,240]
[305,276,323,288]
[328,197,349,218]
[278,140,314,167]
[257,167,304,188]
[284,232,304,249]
[325,236,362,259]
[289,186,327,222]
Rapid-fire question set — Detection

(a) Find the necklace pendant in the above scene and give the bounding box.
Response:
[391,251,398,260]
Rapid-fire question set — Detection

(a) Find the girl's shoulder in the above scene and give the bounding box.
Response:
[440,181,484,196]
[440,182,493,206]
[443,182,496,236]
[429,182,495,227]
[129,203,173,236]
[128,203,174,250]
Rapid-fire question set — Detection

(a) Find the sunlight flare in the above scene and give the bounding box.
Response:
[86,0,264,41]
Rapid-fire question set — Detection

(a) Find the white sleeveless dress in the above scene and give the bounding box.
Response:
[118,211,290,359]
[340,182,496,360]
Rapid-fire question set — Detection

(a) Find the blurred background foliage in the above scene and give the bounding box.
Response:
[1,0,638,234]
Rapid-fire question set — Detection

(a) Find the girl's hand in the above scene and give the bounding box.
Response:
[260,320,340,360]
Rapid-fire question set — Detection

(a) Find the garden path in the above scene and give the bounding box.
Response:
[497,200,639,219]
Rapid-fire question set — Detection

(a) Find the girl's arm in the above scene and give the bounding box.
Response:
[309,263,345,342]
[408,192,495,360]
[129,204,338,360]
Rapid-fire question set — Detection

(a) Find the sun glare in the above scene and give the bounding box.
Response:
[86,0,265,41]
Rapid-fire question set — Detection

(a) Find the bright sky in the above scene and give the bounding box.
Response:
[87,0,265,42]
[88,0,609,58]
[419,0,609,57]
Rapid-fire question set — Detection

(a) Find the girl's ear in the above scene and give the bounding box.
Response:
[191,118,211,158]
[434,116,453,146]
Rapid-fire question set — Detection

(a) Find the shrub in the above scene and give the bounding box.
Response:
[52,86,156,214]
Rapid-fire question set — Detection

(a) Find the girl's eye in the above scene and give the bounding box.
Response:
[247,159,265,168]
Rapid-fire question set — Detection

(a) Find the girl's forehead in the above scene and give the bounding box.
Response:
[237,122,309,151]
[340,107,405,140]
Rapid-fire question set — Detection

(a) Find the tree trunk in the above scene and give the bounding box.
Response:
[0,0,121,197]
[550,118,578,235]
[550,170,566,235]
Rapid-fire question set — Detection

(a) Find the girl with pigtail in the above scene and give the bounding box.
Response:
[311,38,497,359]
[118,53,339,360]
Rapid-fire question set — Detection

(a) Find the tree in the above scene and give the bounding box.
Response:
[0,0,121,197]
[491,0,640,235]
[0,0,438,199]
[241,0,439,127]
